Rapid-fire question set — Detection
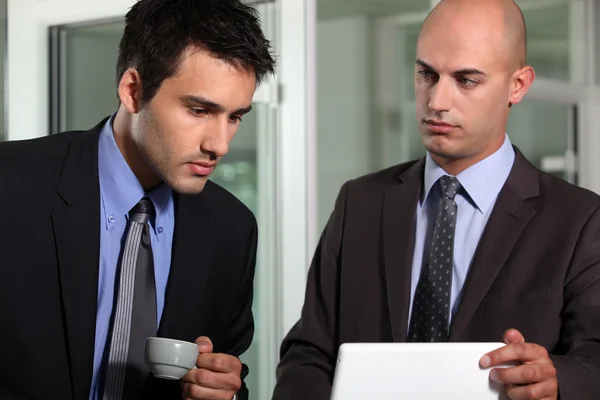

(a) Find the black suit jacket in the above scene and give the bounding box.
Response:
[272,149,600,400]
[0,120,258,400]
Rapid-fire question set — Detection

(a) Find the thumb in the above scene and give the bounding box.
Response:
[503,329,525,345]
[194,336,213,353]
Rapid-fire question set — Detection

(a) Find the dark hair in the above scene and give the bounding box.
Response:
[116,0,276,104]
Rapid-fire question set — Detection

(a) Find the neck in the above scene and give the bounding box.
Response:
[432,134,506,176]
[112,106,161,191]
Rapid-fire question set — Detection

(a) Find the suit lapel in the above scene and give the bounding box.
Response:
[51,123,104,400]
[449,150,539,340]
[158,192,215,339]
[383,160,424,342]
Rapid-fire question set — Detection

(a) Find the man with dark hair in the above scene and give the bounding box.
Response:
[272,0,600,399]
[0,0,275,399]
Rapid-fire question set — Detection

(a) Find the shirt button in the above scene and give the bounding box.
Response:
[157,227,164,234]
[108,215,115,224]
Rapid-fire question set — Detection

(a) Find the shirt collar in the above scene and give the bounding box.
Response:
[98,114,172,230]
[421,134,515,214]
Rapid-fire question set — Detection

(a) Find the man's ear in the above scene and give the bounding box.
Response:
[508,65,535,107]
[118,68,144,114]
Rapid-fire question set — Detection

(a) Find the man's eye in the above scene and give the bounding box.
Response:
[457,77,477,87]
[418,70,436,79]
[190,108,208,115]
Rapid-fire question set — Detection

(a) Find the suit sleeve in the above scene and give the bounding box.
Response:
[271,181,350,400]
[217,218,258,400]
[550,206,600,399]
[0,388,30,400]
[0,169,29,400]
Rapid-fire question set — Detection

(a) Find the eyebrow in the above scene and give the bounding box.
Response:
[415,59,487,77]
[182,95,253,115]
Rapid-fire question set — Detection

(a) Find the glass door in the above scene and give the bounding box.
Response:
[508,99,578,184]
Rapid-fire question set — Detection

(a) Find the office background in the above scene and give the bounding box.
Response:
[2,0,600,398]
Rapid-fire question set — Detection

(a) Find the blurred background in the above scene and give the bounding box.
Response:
[3,0,600,398]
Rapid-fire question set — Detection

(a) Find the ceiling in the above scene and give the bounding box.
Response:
[318,0,429,20]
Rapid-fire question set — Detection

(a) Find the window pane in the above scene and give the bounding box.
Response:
[318,0,430,20]
[401,23,426,163]
[317,1,429,231]
[59,20,124,131]
[520,1,586,83]
[508,99,576,184]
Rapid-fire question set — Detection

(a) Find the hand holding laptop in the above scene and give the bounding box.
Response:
[480,329,558,400]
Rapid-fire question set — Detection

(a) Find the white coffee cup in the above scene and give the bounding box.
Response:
[144,337,199,380]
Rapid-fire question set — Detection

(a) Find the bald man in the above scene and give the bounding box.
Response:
[271,0,600,399]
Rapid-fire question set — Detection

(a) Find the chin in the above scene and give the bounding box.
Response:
[422,134,449,152]
[166,175,209,195]
[423,140,463,160]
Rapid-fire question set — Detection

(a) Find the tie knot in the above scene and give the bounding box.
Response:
[129,197,155,224]
[439,175,461,200]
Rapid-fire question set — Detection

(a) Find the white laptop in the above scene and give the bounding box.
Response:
[331,342,512,400]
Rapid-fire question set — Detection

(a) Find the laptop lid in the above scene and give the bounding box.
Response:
[331,342,511,400]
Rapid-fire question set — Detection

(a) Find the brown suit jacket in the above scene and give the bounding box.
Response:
[272,149,600,400]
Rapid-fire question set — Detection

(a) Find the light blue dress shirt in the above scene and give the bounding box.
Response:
[89,115,175,399]
[409,134,515,326]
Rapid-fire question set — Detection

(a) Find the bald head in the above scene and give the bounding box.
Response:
[413,0,536,175]
[421,0,527,70]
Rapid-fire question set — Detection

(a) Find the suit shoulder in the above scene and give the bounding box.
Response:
[0,131,83,185]
[539,171,600,211]
[340,160,420,193]
[202,180,256,225]
[0,130,82,159]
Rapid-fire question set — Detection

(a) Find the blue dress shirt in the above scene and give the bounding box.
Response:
[409,134,515,327]
[89,115,175,399]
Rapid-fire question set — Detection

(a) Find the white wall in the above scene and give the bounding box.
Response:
[317,16,373,232]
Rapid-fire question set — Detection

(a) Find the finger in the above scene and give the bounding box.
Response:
[181,368,241,391]
[181,381,237,400]
[194,336,213,354]
[505,379,558,400]
[196,353,242,375]
[481,343,549,367]
[490,361,556,385]
[504,329,526,345]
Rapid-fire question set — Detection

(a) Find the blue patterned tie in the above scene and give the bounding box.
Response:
[409,176,461,342]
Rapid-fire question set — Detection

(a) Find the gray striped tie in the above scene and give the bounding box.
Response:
[103,198,157,399]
